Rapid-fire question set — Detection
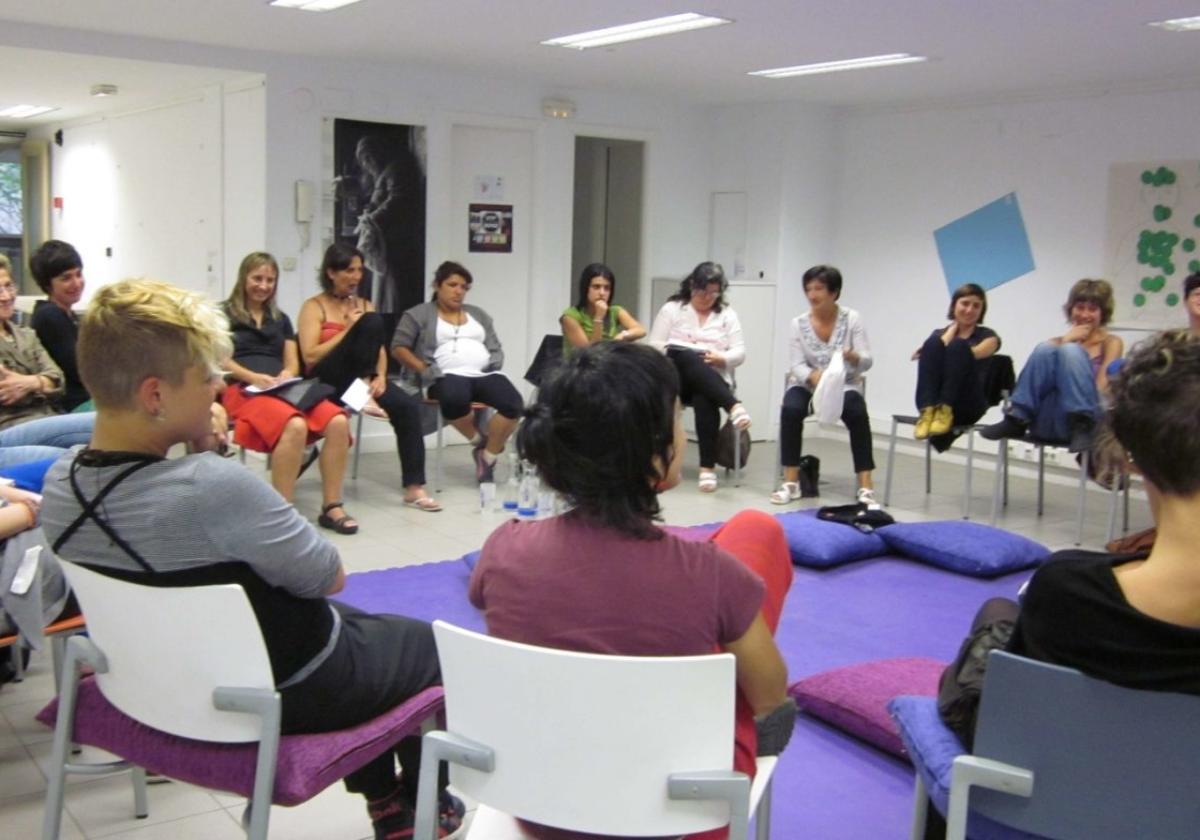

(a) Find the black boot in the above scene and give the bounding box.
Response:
[979,414,1028,441]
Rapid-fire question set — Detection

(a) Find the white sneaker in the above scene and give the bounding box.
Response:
[856,488,881,510]
[770,482,801,505]
[729,405,752,430]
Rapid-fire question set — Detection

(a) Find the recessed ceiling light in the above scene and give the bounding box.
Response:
[0,105,58,119]
[541,13,732,50]
[1148,15,1200,31]
[749,53,927,79]
[268,0,362,11]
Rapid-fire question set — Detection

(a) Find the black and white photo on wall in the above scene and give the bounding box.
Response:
[333,118,426,313]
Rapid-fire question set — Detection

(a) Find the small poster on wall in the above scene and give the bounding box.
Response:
[468,203,513,253]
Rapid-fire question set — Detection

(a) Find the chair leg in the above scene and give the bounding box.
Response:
[1036,446,1045,516]
[10,643,23,682]
[352,411,363,480]
[754,775,772,840]
[434,412,445,493]
[990,440,1005,526]
[909,774,929,840]
[1075,449,1088,547]
[1106,477,1121,544]
[42,660,82,840]
[131,767,148,818]
[924,440,932,495]
[962,429,976,520]
[883,417,899,506]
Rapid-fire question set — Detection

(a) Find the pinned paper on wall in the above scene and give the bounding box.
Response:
[933,193,1035,295]
[1104,161,1200,328]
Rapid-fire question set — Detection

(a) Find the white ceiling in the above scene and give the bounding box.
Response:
[0,0,1199,133]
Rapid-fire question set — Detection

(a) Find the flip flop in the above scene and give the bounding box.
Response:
[403,496,443,513]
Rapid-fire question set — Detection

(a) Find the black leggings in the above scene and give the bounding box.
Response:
[281,603,442,800]
[308,313,426,487]
[779,387,875,473]
[667,348,738,468]
[428,373,524,421]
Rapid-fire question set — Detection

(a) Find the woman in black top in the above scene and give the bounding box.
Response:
[910,283,1000,441]
[29,240,89,411]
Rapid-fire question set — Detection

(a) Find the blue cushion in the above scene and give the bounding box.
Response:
[889,696,1046,840]
[879,521,1048,578]
[774,510,888,569]
[0,457,59,493]
[460,550,481,572]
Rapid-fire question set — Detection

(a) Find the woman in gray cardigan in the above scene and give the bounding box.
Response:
[391,261,523,484]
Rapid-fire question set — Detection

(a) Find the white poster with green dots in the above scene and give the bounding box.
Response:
[1106,161,1200,328]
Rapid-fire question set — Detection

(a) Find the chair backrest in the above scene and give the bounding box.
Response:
[972,650,1200,838]
[522,333,564,387]
[979,354,1015,407]
[432,620,738,836]
[59,561,275,743]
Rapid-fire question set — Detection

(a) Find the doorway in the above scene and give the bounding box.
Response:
[571,136,644,321]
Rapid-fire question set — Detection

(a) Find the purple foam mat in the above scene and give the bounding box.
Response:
[335,548,1030,838]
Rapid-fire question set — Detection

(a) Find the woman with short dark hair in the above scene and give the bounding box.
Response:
[910,283,1001,441]
[29,239,89,410]
[470,342,792,838]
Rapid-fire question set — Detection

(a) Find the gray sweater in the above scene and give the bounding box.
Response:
[390,301,505,390]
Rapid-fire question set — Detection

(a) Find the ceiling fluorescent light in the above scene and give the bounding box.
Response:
[542,13,732,50]
[0,105,57,119]
[750,53,927,79]
[269,0,362,11]
[1148,15,1200,31]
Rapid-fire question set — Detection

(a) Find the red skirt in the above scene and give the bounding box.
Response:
[222,384,348,453]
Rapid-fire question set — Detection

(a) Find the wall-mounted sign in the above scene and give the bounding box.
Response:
[469,203,513,253]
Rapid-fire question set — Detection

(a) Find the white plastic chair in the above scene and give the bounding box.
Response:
[414,620,776,840]
[898,651,1200,840]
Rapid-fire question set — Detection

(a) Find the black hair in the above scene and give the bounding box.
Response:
[29,240,83,294]
[575,262,616,310]
[668,261,728,312]
[947,283,988,323]
[517,342,679,539]
[318,242,363,293]
[430,260,473,302]
[1109,330,1200,496]
[802,265,843,300]
[1183,271,1200,299]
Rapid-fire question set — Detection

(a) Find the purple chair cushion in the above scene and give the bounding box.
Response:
[775,510,888,568]
[879,521,1049,578]
[37,677,444,806]
[889,696,1047,840]
[789,658,945,758]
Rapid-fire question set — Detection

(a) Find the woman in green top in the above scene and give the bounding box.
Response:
[560,263,646,355]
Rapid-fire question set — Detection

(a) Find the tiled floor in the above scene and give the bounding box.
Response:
[1,430,1150,839]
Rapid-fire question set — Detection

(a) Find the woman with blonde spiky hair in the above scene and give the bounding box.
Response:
[40,278,461,839]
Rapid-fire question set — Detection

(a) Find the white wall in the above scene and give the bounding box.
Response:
[832,88,1200,432]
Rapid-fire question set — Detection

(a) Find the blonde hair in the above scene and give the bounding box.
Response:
[224,252,280,326]
[0,254,11,274]
[1063,278,1115,325]
[79,279,231,409]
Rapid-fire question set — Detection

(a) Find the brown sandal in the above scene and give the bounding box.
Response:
[318,501,359,535]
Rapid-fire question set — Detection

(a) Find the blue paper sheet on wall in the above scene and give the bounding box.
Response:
[933,193,1035,294]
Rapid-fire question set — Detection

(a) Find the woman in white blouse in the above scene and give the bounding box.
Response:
[771,265,878,507]
[648,262,750,492]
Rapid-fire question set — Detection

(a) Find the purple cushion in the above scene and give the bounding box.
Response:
[789,658,945,758]
[775,509,888,568]
[37,677,444,806]
[461,550,481,571]
[879,521,1049,578]
[662,522,722,542]
[889,696,1046,840]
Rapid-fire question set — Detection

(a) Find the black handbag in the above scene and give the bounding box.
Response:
[269,379,338,413]
[937,597,1019,750]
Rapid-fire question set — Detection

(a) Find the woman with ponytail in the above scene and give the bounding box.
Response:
[468,341,793,839]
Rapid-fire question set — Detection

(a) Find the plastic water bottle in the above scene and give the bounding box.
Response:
[502,452,520,513]
[537,482,555,517]
[517,461,539,519]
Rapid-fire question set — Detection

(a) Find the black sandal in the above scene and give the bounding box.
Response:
[318,501,359,535]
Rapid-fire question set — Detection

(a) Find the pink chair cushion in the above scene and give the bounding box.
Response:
[37,677,444,806]
[788,657,945,759]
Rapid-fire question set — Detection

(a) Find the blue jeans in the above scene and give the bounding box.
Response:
[0,412,95,469]
[1008,343,1099,442]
